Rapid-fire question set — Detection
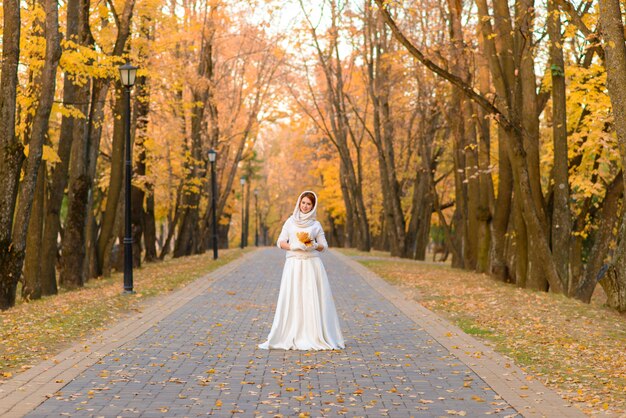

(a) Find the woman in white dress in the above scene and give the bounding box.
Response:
[259,191,345,351]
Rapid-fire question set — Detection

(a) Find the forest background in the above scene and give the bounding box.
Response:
[1,0,626,314]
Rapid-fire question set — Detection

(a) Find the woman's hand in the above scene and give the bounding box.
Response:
[289,241,308,251]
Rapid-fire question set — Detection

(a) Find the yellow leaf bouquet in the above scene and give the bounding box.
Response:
[296,231,313,247]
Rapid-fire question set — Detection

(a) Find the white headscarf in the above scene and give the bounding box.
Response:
[291,191,318,227]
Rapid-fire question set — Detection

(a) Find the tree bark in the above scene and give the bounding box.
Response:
[548,0,572,292]
[97,88,127,271]
[144,191,158,261]
[406,113,439,260]
[136,14,156,262]
[23,164,46,300]
[59,38,97,286]
[0,0,23,309]
[133,69,151,264]
[2,0,61,306]
[40,0,86,296]
[475,48,495,273]
[475,0,512,279]
[598,0,626,310]
[363,2,406,256]
[574,172,623,302]
[515,0,548,290]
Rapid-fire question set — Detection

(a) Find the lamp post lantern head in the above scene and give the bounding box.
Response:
[119,62,138,87]
[208,148,217,163]
[240,176,246,185]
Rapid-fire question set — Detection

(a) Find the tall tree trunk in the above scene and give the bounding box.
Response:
[136,15,156,262]
[575,172,623,302]
[406,117,438,260]
[40,0,82,295]
[159,181,183,260]
[475,49,495,273]
[63,0,135,281]
[548,0,572,293]
[475,0,513,280]
[85,206,99,279]
[174,7,216,257]
[60,95,91,288]
[598,0,626,310]
[218,221,230,249]
[339,163,354,247]
[97,88,126,272]
[23,164,46,300]
[0,0,23,309]
[173,93,204,257]
[363,5,406,257]
[244,175,252,247]
[447,0,479,270]
[2,0,60,306]
[130,65,151,265]
[514,0,549,290]
[448,95,468,269]
[144,191,158,261]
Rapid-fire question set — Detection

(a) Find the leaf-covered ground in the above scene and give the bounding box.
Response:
[346,251,626,417]
[0,249,246,380]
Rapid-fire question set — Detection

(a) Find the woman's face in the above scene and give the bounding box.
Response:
[300,196,313,214]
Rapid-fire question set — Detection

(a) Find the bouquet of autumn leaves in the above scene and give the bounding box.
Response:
[296,232,314,247]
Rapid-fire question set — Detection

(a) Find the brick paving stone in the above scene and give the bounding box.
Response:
[12,248,583,417]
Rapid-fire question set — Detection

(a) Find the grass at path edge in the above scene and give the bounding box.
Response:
[338,249,626,417]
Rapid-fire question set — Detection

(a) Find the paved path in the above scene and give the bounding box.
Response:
[2,248,584,417]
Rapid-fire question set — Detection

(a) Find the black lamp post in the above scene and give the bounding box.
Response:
[119,62,138,294]
[254,188,259,247]
[240,176,246,249]
[208,149,218,260]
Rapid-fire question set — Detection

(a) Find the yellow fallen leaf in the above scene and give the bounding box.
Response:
[215,400,222,407]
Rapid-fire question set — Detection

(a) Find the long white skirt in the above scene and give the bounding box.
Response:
[259,257,345,350]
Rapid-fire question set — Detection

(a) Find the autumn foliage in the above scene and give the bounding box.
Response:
[0,0,626,313]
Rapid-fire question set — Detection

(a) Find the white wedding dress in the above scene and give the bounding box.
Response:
[259,195,345,351]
